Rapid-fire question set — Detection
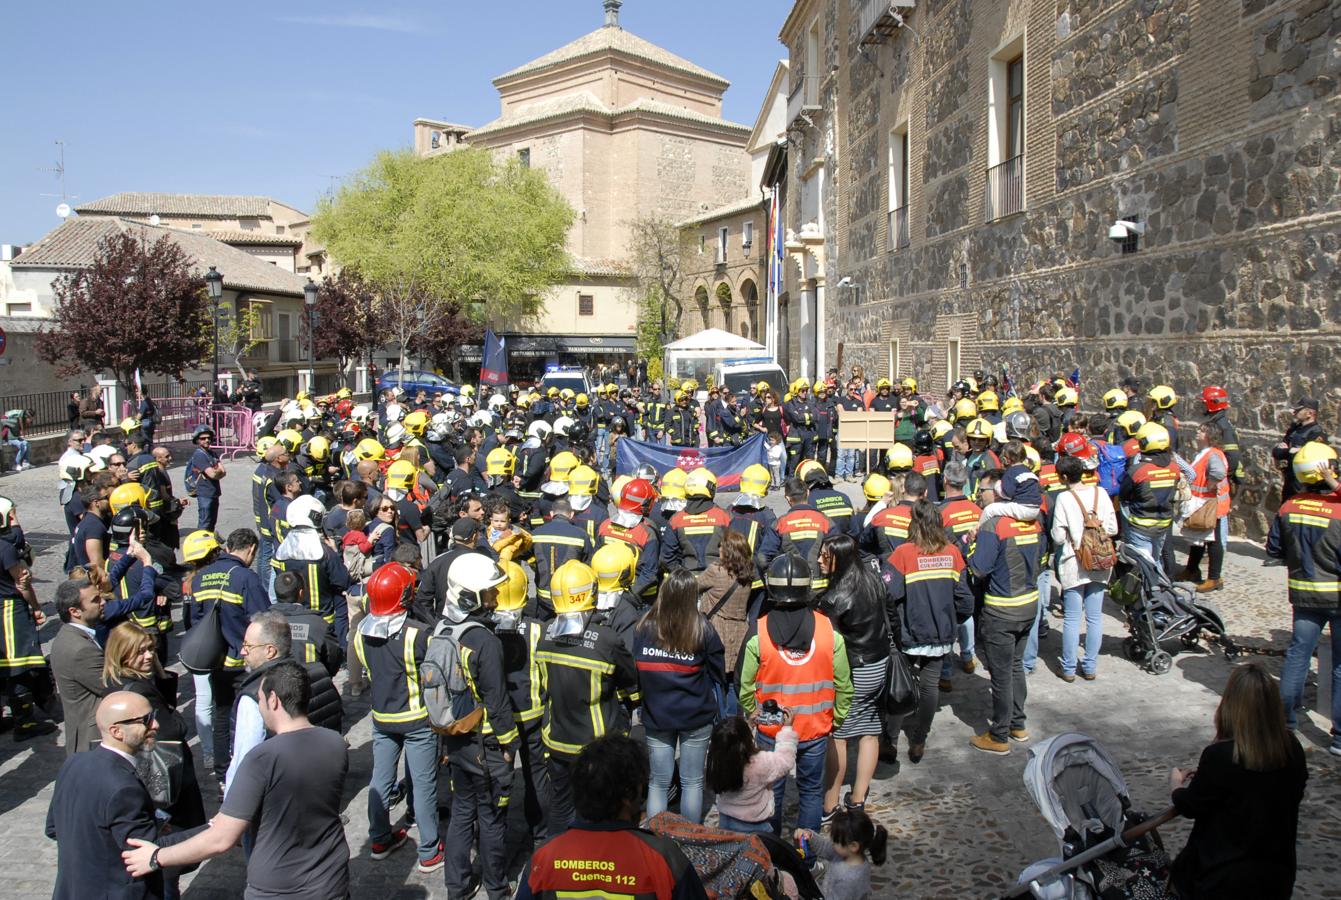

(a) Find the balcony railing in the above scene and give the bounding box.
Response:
[887,205,910,251]
[985,154,1024,221]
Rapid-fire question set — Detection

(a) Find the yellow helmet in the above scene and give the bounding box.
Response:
[575,392,589,408]
[610,475,633,504]
[674,389,690,403]
[385,459,417,492]
[486,447,516,478]
[876,378,892,391]
[756,381,770,393]
[1055,387,1079,408]
[976,390,1000,412]
[109,482,148,514]
[336,387,353,399]
[685,467,717,498]
[886,443,914,471]
[275,428,303,454]
[1148,384,1177,410]
[1136,421,1170,452]
[683,379,698,393]
[551,559,597,614]
[354,438,386,462]
[901,376,919,393]
[1115,410,1147,438]
[515,393,531,409]
[403,410,429,437]
[1103,388,1129,411]
[181,530,220,563]
[497,560,529,612]
[307,435,331,461]
[659,467,688,501]
[560,388,576,402]
[459,384,475,396]
[740,463,771,498]
[1002,396,1025,415]
[548,451,580,483]
[569,465,599,497]
[1293,441,1338,485]
[931,419,954,440]
[952,398,978,422]
[255,435,278,458]
[295,390,311,403]
[119,416,140,435]
[1024,445,1042,474]
[795,459,826,482]
[591,541,636,592]
[863,473,892,502]
[964,418,994,441]
[546,387,560,399]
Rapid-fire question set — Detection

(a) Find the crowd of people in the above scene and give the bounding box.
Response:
[0,362,1330,899]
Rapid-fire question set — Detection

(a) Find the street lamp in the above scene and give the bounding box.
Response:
[304,278,318,394]
[204,266,224,400]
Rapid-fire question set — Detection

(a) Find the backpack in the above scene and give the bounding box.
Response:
[1069,487,1116,572]
[419,620,484,736]
[1094,440,1126,497]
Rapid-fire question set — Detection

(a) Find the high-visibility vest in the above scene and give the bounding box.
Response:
[754,613,836,742]
[1191,447,1231,518]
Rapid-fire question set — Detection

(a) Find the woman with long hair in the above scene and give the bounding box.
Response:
[756,391,784,437]
[817,533,889,815]
[885,500,975,764]
[102,622,207,900]
[697,529,757,706]
[1169,662,1306,899]
[634,567,726,823]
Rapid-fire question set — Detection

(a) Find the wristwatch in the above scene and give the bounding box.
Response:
[148,849,161,872]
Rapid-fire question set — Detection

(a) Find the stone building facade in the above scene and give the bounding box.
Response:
[781,0,1341,537]
[678,196,771,342]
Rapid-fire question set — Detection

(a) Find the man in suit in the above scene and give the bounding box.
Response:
[46,691,163,899]
[50,578,107,756]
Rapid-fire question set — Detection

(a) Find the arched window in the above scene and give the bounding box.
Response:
[715,282,732,331]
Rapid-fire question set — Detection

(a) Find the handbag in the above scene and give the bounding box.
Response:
[883,651,919,716]
[178,600,227,673]
[1184,497,1219,531]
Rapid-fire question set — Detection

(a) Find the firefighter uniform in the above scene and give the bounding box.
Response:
[774,505,833,593]
[862,499,914,558]
[530,517,594,617]
[666,404,699,447]
[782,395,816,474]
[598,518,662,601]
[499,615,551,838]
[661,505,732,572]
[271,545,352,640]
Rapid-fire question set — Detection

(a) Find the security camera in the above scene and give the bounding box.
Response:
[1108,219,1146,242]
[837,276,853,287]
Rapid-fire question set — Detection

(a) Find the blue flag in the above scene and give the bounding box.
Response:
[1068,367,1081,388]
[480,329,507,386]
[615,433,769,490]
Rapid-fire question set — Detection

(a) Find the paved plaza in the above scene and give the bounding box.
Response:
[0,457,1338,899]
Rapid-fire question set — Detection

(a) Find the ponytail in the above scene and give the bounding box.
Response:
[868,823,888,866]
[828,808,888,866]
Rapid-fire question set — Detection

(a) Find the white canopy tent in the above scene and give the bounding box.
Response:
[662,328,770,392]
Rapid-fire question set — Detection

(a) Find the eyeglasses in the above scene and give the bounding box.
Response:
[240,641,274,654]
[114,710,156,728]
[109,459,127,467]
[379,505,396,512]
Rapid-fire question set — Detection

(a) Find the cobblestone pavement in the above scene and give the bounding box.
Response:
[0,461,1337,899]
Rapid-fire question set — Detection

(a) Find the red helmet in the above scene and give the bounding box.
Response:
[618,478,656,514]
[366,562,416,617]
[1201,385,1229,413]
[1055,432,1095,460]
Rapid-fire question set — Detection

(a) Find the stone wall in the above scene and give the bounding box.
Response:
[814,0,1341,539]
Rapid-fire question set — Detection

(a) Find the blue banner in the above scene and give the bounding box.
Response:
[615,433,769,489]
[480,329,508,386]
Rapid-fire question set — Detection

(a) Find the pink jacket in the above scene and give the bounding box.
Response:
[714,725,798,824]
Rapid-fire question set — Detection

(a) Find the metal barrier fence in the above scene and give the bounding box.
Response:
[0,389,82,435]
[117,396,256,460]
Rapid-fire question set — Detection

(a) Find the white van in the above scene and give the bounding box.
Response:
[714,357,787,403]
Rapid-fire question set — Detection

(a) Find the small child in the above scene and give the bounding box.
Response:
[706,715,797,835]
[767,432,786,488]
[979,439,1041,525]
[340,509,376,582]
[797,807,888,900]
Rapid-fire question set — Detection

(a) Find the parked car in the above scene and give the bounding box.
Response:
[715,358,786,403]
[540,366,592,397]
[377,369,460,397]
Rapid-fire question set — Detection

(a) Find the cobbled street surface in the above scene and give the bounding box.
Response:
[0,457,1338,899]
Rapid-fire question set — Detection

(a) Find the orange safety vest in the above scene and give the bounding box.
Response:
[1191,447,1231,517]
[754,612,836,742]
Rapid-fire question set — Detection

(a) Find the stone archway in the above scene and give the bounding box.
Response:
[715,282,733,331]
[740,278,759,342]
[694,284,710,331]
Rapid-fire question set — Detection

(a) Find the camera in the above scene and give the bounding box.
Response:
[757,699,786,726]
[1108,219,1146,242]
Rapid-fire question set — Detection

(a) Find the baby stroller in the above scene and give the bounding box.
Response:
[1108,544,1235,675]
[1004,733,1175,899]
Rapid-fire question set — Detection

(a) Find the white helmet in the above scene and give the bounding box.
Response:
[469,410,494,428]
[384,422,408,446]
[458,394,475,408]
[282,405,303,426]
[0,496,14,525]
[384,405,404,424]
[440,393,457,407]
[286,495,325,531]
[444,553,507,622]
[487,394,507,411]
[88,444,118,467]
[427,424,451,443]
[350,404,371,424]
[305,406,322,421]
[527,420,552,442]
[253,411,269,432]
[553,416,575,438]
[64,453,94,480]
[431,411,451,427]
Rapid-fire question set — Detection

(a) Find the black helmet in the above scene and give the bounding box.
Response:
[951,380,971,396]
[766,552,812,607]
[913,428,934,455]
[193,424,215,441]
[110,506,150,544]
[568,420,590,447]
[1005,410,1033,440]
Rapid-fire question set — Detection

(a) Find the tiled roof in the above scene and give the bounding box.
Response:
[468,92,749,140]
[207,230,303,246]
[11,217,311,297]
[675,195,768,229]
[495,27,728,87]
[74,192,293,219]
[570,256,632,278]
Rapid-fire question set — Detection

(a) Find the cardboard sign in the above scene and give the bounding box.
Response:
[837,408,897,451]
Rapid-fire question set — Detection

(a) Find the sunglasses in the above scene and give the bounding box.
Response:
[114,710,156,729]
[379,505,396,512]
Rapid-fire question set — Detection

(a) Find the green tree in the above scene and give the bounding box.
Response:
[311,147,574,374]
[627,215,691,361]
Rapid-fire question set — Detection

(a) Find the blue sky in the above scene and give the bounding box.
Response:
[2,0,789,243]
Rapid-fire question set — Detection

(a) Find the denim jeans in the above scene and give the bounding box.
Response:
[757,732,829,833]
[1061,582,1106,677]
[1280,607,1341,747]
[836,448,858,480]
[369,727,440,860]
[942,617,976,678]
[5,438,28,467]
[716,811,773,834]
[980,612,1031,742]
[1123,527,1169,574]
[196,493,219,533]
[594,427,611,474]
[1023,571,1050,672]
[646,722,713,824]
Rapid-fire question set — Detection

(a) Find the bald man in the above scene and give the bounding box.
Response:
[46,691,163,899]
